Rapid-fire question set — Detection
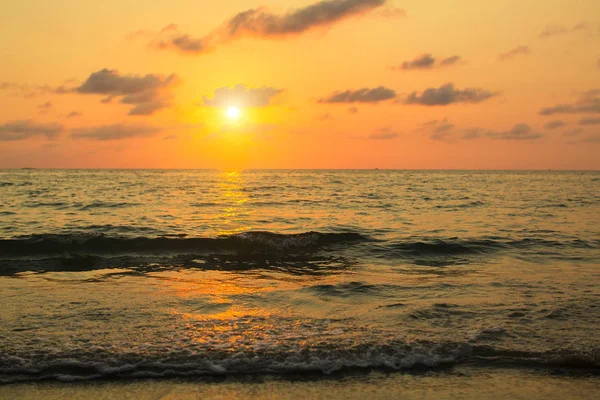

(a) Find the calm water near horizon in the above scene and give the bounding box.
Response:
[0,169,599,384]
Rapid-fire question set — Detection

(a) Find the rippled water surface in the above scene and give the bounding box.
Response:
[0,170,598,383]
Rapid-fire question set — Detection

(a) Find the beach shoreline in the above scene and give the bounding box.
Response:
[2,366,599,400]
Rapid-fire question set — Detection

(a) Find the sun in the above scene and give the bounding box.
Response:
[226,106,241,120]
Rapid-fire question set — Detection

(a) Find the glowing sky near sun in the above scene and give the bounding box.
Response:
[0,0,599,169]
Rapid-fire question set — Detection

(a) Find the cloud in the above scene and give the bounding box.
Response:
[393,54,462,70]
[539,89,600,115]
[152,0,387,54]
[368,127,400,139]
[544,120,566,129]
[37,101,53,110]
[71,123,163,140]
[66,111,82,118]
[319,86,396,103]
[486,124,543,140]
[564,128,583,137]
[579,117,600,125]
[422,118,448,127]
[398,53,435,69]
[75,69,179,115]
[497,46,531,61]
[539,22,588,38]
[581,134,600,143]
[0,120,63,141]
[430,131,453,142]
[348,107,359,114]
[462,128,484,140]
[426,120,455,142]
[405,83,498,106]
[433,123,454,133]
[37,101,53,114]
[0,81,73,98]
[202,84,283,108]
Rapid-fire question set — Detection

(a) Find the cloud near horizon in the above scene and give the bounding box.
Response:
[539,89,600,115]
[75,69,179,116]
[319,86,396,103]
[70,123,163,140]
[405,83,498,106]
[0,120,64,141]
[444,124,543,141]
[393,53,462,70]
[486,124,544,140]
[152,0,388,54]
[203,85,283,108]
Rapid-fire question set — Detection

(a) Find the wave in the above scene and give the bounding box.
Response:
[1,341,597,383]
[0,231,371,257]
[0,232,597,260]
[376,237,599,257]
[78,201,140,210]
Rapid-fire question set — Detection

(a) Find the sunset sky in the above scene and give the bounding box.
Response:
[1,0,599,169]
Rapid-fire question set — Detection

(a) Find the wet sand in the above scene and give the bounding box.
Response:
[2,367,599,400]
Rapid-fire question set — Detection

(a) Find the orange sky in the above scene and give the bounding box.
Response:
[0,0,599,169]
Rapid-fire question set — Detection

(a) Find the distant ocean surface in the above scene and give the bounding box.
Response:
[0,169,599,383]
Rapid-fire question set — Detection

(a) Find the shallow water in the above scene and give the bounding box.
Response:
[0,170,599,383]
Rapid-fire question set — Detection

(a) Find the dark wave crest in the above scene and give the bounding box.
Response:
[0,232,597,260]
[0,231,371,257]
[1,341,598,383]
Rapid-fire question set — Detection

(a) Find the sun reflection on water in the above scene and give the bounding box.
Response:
[215,170,252,236]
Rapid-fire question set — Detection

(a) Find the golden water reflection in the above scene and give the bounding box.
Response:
[215,171,252,236]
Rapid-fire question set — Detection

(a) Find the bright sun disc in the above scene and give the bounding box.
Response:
[226,106,241,119]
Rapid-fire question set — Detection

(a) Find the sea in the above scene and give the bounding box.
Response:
[0,170,599,397]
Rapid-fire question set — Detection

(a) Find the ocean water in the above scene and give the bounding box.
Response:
[0,169,599,384]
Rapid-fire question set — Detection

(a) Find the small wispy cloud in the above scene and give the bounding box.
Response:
[539,89,600,115]
[71,123,163,140]
[319,86,397,103]
[0,81,72,98]
[579,117,600,125]
[486,124,544,140]
[392,54,462,70]
[0,120,64,141]
[563,128,583,137]
[368,127,400,139]
[497,46,531,61]
[405,83,498,106]
[581,134,600,143]
[544,120,566,129]
[37,101,54,114]
[539,22,588,38]
[462,128,484,140]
